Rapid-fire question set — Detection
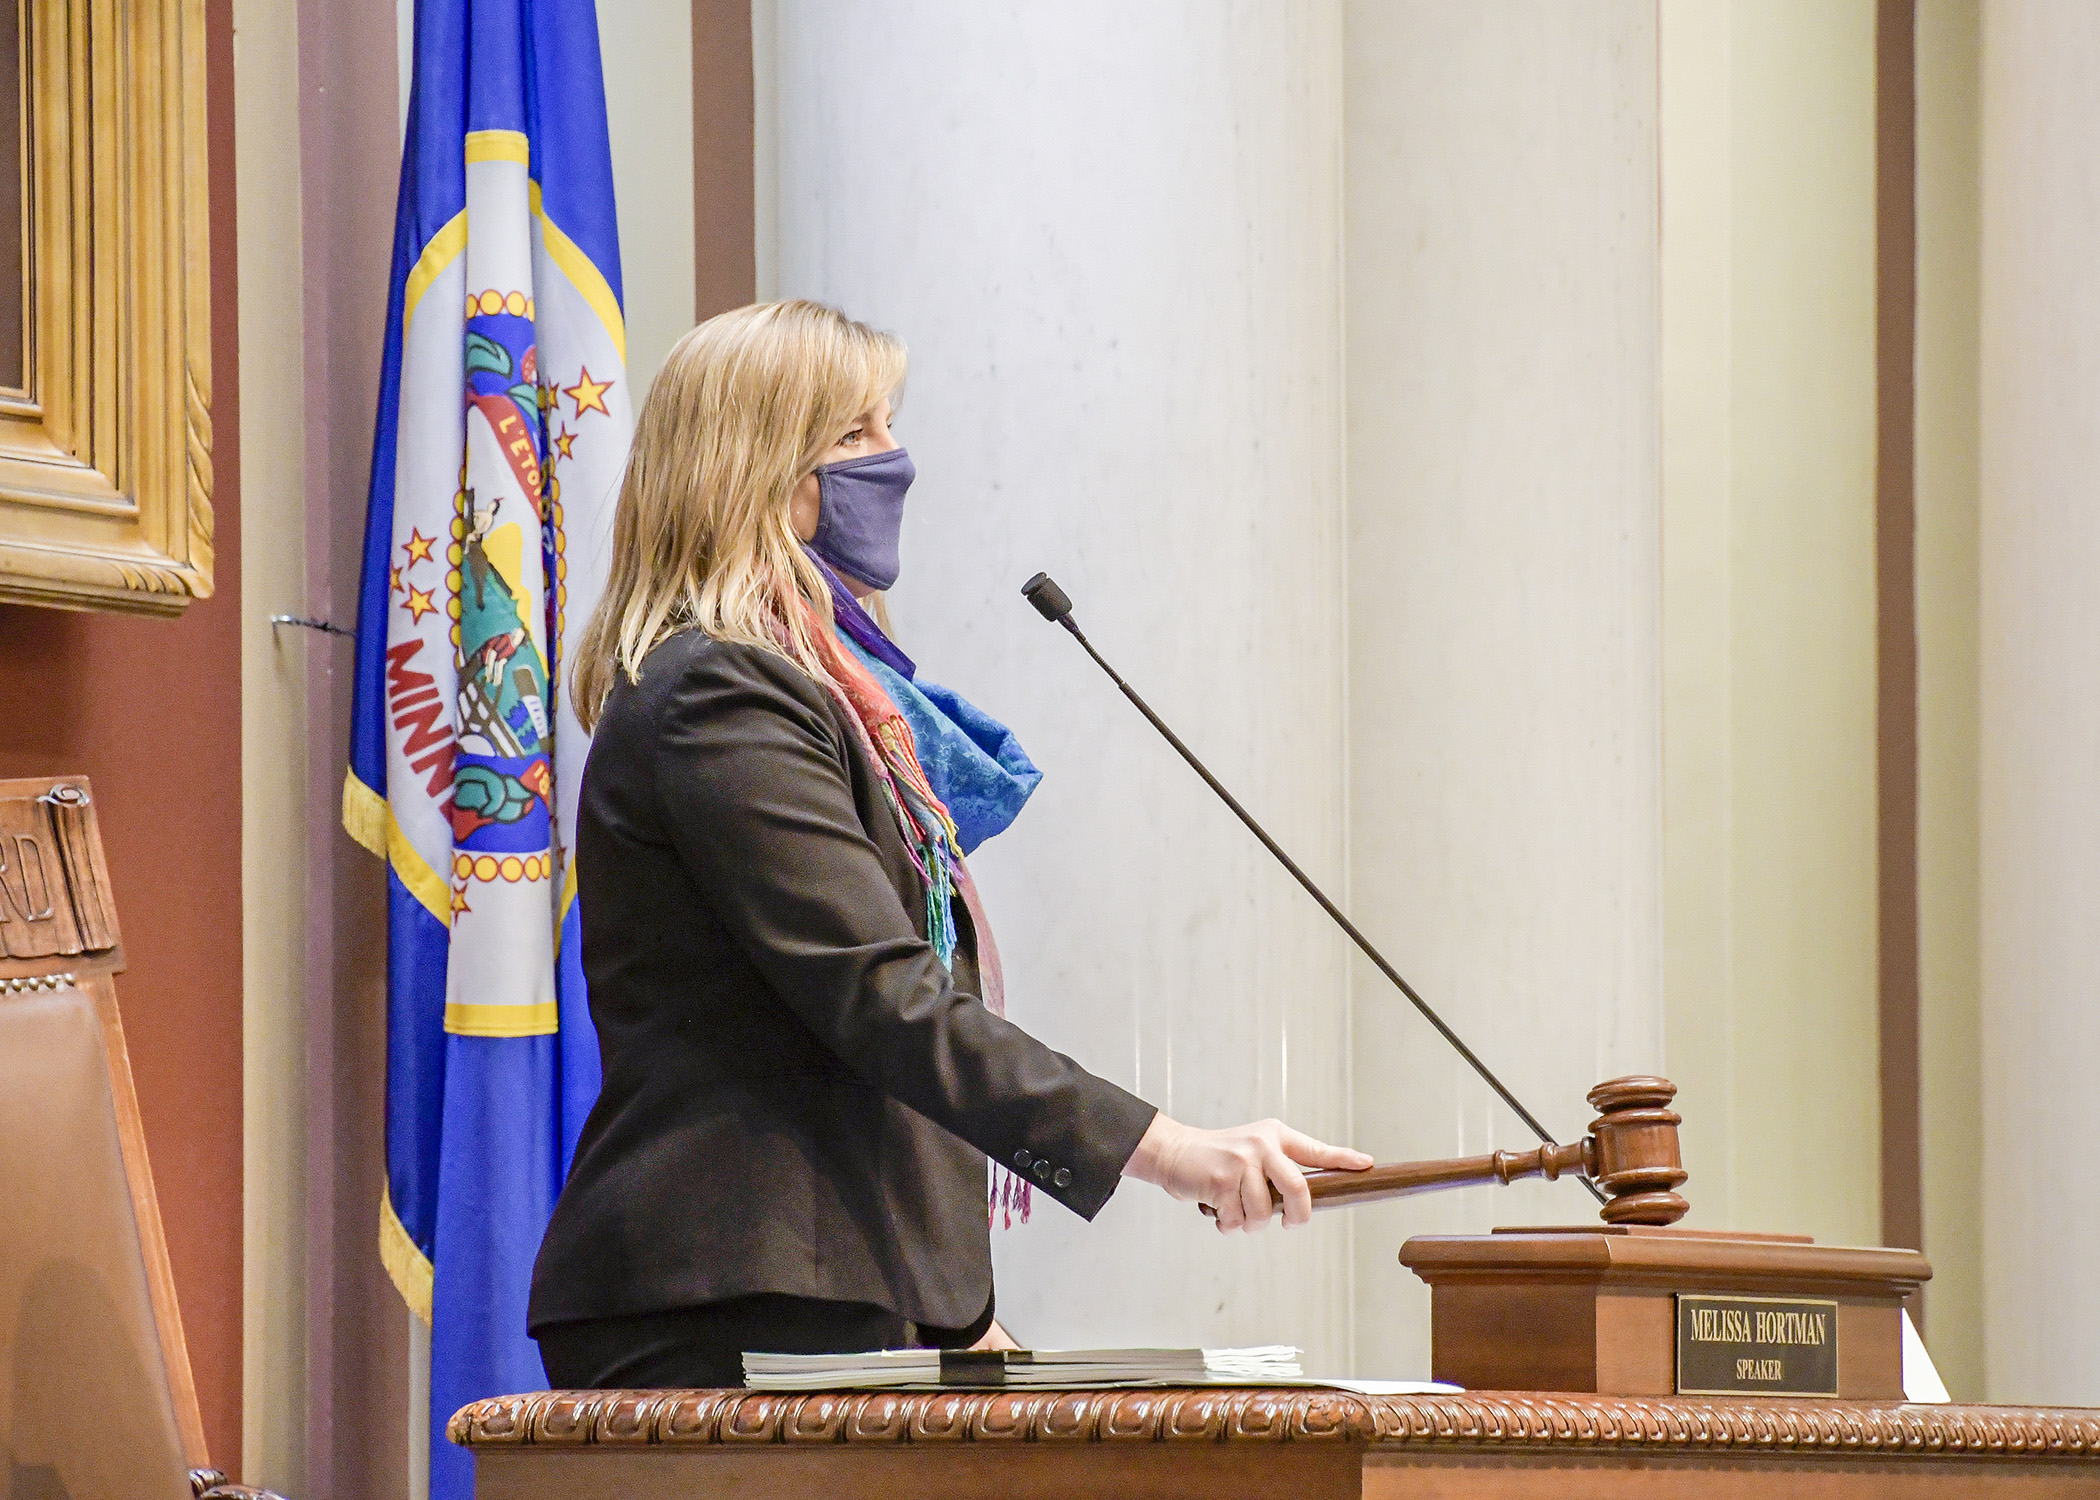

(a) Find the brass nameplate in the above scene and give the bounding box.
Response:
[1676,1293,1839,1397]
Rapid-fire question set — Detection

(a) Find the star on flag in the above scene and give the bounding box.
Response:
[450,881,473,919]
[404,584,438,623]
[563,367,614,419]
[403,528,437,566]
[552,429,577,460]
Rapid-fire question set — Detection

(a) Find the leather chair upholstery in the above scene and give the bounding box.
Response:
[0,984,196,1500]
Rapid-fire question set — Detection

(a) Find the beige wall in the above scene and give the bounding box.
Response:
[1659,0,1883,1250]
[235,0,310,1487]
[597,0,696,394]
[1658,0,1736,1232]
[1914,0,1985,1402]
[1977,0,2100,1408]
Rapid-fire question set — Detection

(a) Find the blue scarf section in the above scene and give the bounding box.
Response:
[837,635,1042,855]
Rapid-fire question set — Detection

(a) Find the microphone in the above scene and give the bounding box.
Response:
[1022,571,1604,1202]
[1021,572,1075,625]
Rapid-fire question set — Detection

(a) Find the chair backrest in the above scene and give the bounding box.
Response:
[0,776,204,1498]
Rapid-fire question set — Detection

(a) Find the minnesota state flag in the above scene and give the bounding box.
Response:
[344,3,629,1494]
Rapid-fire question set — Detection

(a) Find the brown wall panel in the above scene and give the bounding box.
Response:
[693,0,756,320]
[1876,0,1923,1275]
[296,0,412,1491]
[0,0,243,1470]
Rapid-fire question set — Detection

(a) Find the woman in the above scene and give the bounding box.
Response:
[528,301,1367,1387]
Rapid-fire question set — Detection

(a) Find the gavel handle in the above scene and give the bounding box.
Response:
[1199,1139,1593,1218]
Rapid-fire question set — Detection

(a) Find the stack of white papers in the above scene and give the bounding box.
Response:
[744,1345,1305,1390]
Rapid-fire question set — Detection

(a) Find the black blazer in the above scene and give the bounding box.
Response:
[528,630,1157,1334]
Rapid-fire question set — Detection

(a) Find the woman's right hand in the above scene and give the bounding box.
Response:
[1122,1113,1372,1232]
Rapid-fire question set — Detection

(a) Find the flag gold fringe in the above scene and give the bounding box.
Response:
[381,1187,435,1327]
[343,769,388,859]
[358,775,436,1328]
[342,768,453,925]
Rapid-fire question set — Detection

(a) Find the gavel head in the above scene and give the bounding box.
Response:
[1585,1076,1690,1226]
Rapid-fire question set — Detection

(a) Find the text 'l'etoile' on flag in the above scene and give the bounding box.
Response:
[343,3,630,1496]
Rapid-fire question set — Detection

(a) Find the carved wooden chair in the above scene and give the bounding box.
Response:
[0,776,286,1500]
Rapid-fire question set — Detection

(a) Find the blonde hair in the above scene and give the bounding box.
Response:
[570,300,906,730]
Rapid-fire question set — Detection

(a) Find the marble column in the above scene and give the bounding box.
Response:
[1977,0,2100,1407]
[765,2,1354,1368]
[1341,1,1666,1375]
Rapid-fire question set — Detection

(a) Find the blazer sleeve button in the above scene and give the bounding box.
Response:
[1053,1168,1072,1188]
[1031,1160,1050,1182]
[1013,1150,1032,1170]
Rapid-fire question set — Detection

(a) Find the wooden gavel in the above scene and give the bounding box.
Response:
[1222,1075,1690,1227]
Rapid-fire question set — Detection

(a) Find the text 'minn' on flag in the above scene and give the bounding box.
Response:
[345,4,630,1495]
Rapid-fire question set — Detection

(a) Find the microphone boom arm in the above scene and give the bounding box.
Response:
[1021,572,1605,1205]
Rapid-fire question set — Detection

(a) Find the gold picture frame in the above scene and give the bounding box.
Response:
[0,0,213,616]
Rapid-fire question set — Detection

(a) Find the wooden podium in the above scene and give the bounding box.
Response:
[452,1386,2100,1497]
[1400,1225,1927,1398]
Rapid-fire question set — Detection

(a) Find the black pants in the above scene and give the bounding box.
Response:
[535,1292,995,1389]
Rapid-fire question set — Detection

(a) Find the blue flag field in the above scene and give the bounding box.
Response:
[344,3,631,1494]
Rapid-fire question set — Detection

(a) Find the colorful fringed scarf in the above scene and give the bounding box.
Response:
[798,592,968,960]
[790,558,1040,1227]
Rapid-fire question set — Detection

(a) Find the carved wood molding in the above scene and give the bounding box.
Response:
[0,781,120,964]
[449,1388,2100,1461]
[0,0,213,615]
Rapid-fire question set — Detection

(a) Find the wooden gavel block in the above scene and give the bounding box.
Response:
[1219,1074,1932,1401]
[1241,1075,1690,1226]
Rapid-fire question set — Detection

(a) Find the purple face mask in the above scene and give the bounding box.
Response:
[809,446,915,591]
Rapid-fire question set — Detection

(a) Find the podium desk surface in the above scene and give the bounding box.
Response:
[453,1386,2100,1499]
